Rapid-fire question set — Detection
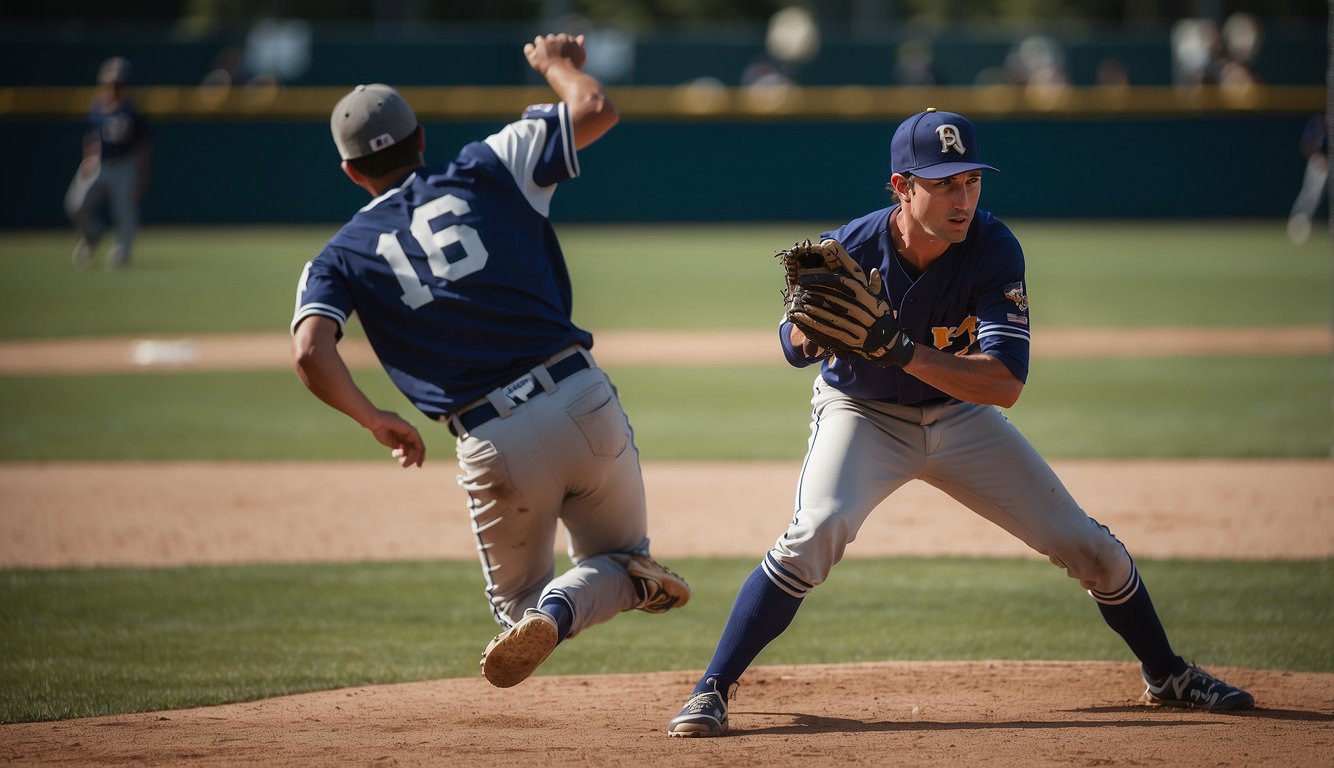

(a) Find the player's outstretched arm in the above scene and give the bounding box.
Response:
[524,33,618,149]
[292,316,425,468]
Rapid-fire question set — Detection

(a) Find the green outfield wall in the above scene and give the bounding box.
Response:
[2,85,1319,226]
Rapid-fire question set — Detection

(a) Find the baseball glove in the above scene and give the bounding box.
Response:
[776,238,869,298]
[786,268,916,367]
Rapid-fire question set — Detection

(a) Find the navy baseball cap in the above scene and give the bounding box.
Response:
[330,84,418,160]
[891,108,999,179]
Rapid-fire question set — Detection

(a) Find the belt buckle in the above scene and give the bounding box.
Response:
[502,373,537,406]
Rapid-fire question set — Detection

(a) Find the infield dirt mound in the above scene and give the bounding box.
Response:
[3,662,1331,767]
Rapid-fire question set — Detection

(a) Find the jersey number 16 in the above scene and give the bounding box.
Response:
[376,194,489,309]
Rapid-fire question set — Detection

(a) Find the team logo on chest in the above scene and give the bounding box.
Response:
[936,124,966,155]
[931,315,977,353]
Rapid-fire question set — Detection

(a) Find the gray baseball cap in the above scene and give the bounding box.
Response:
[330,84,418,160]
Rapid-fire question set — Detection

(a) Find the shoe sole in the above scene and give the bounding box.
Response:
[1144,693,1256,712]
[667,719,726,737]
[481,615,558,688]
[667,727,725,737]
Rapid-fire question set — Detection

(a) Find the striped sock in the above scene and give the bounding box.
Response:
[1092,566,1186,680]
[539,591,575,642]
[694,564,803,695]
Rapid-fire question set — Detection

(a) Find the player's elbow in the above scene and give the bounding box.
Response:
[291,339,320,386]
[991,378,1024,409]
[290,330,335,390]
[571,95,618,148]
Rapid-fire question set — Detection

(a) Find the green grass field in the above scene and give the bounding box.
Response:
[0,222,1330,723]
[0,221,1331,338]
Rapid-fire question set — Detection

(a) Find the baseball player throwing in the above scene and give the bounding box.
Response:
[66,56,152,270]
[291,33,689,690]
[667,108,1253,736]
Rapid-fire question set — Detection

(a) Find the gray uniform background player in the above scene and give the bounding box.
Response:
[667,108,1254,737]
[66,56,153,270]
[289,34,689,691]
[1286,113,1327,245]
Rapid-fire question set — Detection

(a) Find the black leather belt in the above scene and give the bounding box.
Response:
[449,352,590,435]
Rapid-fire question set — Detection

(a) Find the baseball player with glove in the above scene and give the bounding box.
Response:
[66,56,152,271]
[667,108,1253,737]
[291,33,689,691]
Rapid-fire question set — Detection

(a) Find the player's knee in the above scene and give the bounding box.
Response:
[1048,528,1131,594]
[769,519,851,594]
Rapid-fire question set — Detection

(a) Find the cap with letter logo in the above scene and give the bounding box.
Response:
[891,107,999,179]
[330,83,419,160]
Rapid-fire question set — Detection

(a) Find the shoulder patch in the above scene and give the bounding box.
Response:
[1003,280,1028,313]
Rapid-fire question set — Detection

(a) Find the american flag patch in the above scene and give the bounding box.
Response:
[369,132,395,151]
[1007,313,1028,325]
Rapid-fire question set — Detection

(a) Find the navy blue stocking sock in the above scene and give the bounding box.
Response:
[1096,577,1185,680]
[694,565,804,694]
[539,592,575,643]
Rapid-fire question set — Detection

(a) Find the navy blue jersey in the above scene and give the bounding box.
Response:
[291,102,592,419]
[780,204,1031,405]
[87,99,150,161]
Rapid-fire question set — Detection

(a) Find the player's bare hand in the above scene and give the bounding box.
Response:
[788,324,827,359]
[367,410,425,468]
[524,33,587,75]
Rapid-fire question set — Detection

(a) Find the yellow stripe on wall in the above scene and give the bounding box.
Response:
[0,84,1322,121]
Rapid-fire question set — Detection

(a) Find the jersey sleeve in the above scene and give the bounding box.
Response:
[482,102,578,218]
[290,249,354,339]
[973,238,1031,383]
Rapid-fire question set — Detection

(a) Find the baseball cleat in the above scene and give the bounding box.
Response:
[667,677,735,737]
[1142,663,1255,712]
[627,554,691,613]
[72,239,93,269]
[480,608,558,688]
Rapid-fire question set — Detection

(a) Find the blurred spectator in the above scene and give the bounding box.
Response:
[244,19,311,83]
[1096,57,1130,87]
[894,39,939,86]
[65,56,152,271]
[741,56,793,88]
[1222,13,1262,73]
[1287,114,1328,245]
[201,46,256,88]
[766,6,820,67]
[1172,14,1260,88]
[1005,35,1069,86]
[1171,18,1223,85]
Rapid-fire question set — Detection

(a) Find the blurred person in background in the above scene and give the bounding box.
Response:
[65,56,152,271]
[1287,114,1328,245]
[894,39,940,86]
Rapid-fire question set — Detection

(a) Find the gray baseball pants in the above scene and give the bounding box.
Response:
[451,346,650,637]
[765,376,1135,600]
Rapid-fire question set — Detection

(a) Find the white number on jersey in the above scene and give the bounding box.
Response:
[376,194,490,309]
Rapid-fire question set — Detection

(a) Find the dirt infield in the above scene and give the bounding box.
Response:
[0,326,1330,373]
[2,331,1332,765]
[3,459,1332,567]
[3,662,1331,767]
